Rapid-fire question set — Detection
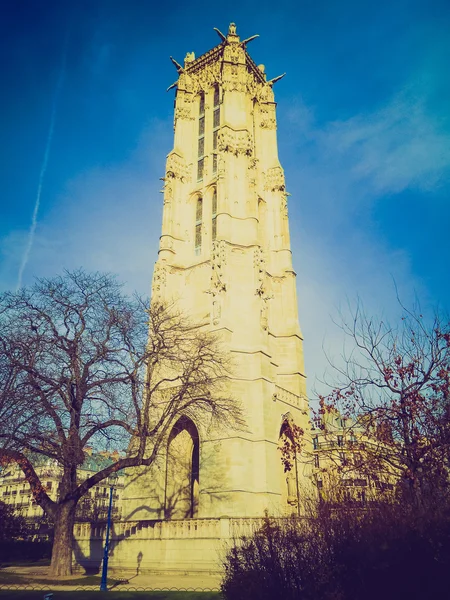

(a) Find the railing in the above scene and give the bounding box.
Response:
[273,385,308,412]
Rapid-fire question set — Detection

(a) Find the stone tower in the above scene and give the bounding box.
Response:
[123,21,309,526]
[76,23,312,576]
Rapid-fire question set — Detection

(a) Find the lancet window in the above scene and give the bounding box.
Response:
[197,92,205,181]
[195,197,202,254]
[211,188,217,241]
[165,417,200,519]
[212,85,220,175]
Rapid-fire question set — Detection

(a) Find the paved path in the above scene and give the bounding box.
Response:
[1,565,222,591]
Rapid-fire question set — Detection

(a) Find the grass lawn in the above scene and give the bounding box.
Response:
[0,593,221,599]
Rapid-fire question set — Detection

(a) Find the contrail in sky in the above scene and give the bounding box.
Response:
[16,33,69,291]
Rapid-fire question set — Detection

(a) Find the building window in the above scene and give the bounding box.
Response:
[197,158,204,181]
[195,197,202,254]
[354,478,367,487]
[198,92,205,182]
[212,85,220,176]
[199,115,205,136]
[317,479,323,489]
[198,137,204,157]
[337,435,344,447]
[213,107,220,128]
[314,455,320,469]
[313,436,319,450]
[339,452,346,464]
[212,189,217,242]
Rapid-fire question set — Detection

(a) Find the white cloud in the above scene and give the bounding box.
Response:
[0,119,171,296]
[283,85,448,399]
[287,88,450,197]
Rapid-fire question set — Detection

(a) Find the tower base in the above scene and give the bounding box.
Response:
[74,517,266,576]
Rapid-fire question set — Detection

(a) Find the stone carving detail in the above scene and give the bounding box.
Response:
[166,152,190,182]
[254,247,273,331]
[248,158,257,188]
[211,241,227,293]
[180,61,222,93]
[152,263,167,297]
[175,106,194,121]
[257,84,275,104]
[212,297,221,325]
[218,127,253,156]
[260,107,277,130]
[246,73,258,99]
[208,241,227,325]
[281,193,289,218]
[159,236,174,251]
[217,155,226,179]
[224,44,245,65]
[286,470,298,506]
[222,73,247,93]
[264,166,285,192]
[254,247,266,296]
[162,178,173,204]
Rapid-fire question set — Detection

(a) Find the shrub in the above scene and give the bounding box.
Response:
[221,503,450,600]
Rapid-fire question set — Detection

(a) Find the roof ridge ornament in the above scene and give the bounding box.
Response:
[169,56,184,74]
[214,23,259,48]
[213,27,227,43]
[240,34,259,48]
[267,73,286,86]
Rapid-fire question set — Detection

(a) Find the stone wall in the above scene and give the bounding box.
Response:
[74,517,265,575]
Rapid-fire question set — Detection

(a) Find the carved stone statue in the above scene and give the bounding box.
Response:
[286,470,298,506]
[212,297,221,325]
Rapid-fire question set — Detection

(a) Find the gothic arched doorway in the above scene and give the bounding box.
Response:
[165,416,199,519]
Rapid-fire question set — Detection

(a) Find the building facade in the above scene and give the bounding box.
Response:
[311,409,396,505]
[0,450,124,539]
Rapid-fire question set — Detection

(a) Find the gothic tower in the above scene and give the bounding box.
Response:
[125,23,310,523]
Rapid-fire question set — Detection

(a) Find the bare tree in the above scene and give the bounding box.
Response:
[319,299,450,507]
[0,270,241,576]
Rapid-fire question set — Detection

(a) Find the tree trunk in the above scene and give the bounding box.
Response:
[49,501,77,577]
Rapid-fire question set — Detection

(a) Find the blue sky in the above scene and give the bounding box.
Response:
[1,0,449,395]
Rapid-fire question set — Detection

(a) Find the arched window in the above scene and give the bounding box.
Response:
[211,189,217,242]
[197,92,205,181]
[195,197,202,254]
[212,85,220,175]
[165,417,200,519]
